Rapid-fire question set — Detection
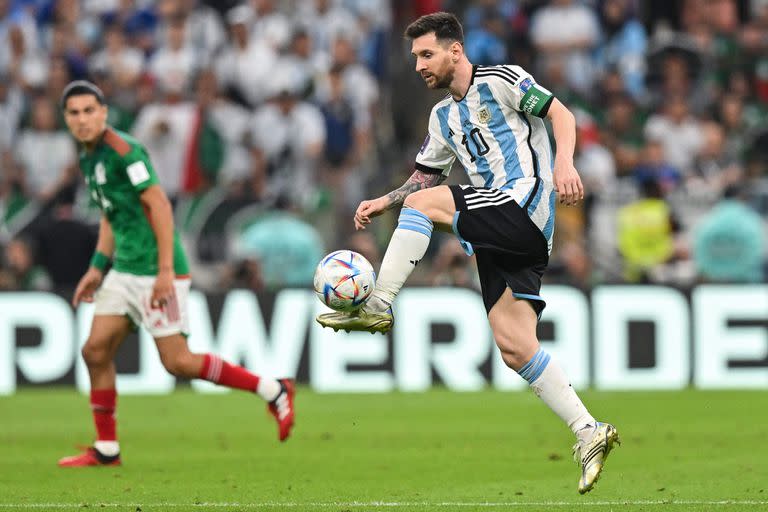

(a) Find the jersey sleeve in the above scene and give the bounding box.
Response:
[491,65,555,118]
[122,146,160,193]
[414,107,456,175]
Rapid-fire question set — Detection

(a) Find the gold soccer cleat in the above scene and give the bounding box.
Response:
[573,422,621,494]
[316,307,394,334]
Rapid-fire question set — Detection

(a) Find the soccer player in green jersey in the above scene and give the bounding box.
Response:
[57,81,295,467]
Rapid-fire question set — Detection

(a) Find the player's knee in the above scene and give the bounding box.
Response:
[81,341,111,368]
[404,189,452,225]
[404,189,431,212]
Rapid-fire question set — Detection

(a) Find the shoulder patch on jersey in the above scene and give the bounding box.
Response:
[127,161,151,186]
[103,128,131,156]
[519,78,534,94]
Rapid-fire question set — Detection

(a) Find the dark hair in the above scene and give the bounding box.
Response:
[60,80,105,110]
[404,12,463,44]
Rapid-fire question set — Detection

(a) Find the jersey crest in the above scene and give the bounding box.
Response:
[477,105,491,124]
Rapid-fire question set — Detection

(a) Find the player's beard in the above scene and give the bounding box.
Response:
[429,66,455,90]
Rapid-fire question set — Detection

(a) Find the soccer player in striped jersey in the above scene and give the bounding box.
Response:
[57,81,295,467]
[317,13,619,493]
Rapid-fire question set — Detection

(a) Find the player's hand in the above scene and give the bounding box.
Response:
[150,268,175,309]
[354,197,388,230]
[553,159,584,207]
[72,268,104,307]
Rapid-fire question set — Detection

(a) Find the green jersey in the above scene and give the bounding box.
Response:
[79,127,189,276]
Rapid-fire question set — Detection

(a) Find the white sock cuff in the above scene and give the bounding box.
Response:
[397,207,433,238]
[518,348,551,384]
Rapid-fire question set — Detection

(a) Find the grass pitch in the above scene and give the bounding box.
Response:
[1,388,766,511]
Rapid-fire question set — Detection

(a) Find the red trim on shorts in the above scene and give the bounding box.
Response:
[175,274,191,280]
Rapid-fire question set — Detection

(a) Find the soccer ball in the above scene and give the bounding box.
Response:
[314,250,376,312]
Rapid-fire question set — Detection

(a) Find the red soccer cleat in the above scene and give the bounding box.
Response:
[58,447,121,467]
[267,379,295,442]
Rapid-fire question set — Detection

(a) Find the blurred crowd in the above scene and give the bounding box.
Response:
[0,0,766,295]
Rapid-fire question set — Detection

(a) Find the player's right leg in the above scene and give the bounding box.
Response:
[317,186,456,333]
[58,314,132,467]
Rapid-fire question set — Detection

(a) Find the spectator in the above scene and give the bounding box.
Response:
[1,24,48,90]
[632,139,682,195]
[89,24,145,89]
[693,186,765,283]
[249,77,326,209]
[644,94,704,175]
[276,29,321,99]
[0,76,22,153]
[690,121,742,193]
[600,93,645,176]
[131,79,199,200]
[196,69,252,191]
[617,180,677,283]
[530,0,600,95]
[464,8,508,66]
[215,4,276,107]
[14,96,77,206]
[596,0,647,100]
[250,0,292,51]
[0,238,52,291]
[231,197,326,290]
[101,0,158,55]
[148,14,199,94]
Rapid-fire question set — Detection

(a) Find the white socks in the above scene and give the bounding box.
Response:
[367,207,433,311]
[94,440,120,456]
[519,348,595,435]
[257,378,282,402]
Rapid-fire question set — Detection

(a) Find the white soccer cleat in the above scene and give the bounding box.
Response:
[573,422,620,494]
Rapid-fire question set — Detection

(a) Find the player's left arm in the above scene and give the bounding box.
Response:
[547,99,584,206]
[139,185,176,308]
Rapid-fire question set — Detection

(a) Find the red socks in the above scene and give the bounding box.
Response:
[90,389,117,441]
[200,354,260,392]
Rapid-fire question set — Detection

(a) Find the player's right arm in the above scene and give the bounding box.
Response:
[354,170,446,230]
[73,216,115,306]
[355,108,455,230]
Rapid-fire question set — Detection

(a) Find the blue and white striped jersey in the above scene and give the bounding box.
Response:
[415,64,557,252]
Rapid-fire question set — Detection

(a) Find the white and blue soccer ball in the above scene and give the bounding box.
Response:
[314,250,376,312]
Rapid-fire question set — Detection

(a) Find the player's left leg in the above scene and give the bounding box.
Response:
[489,289,619,493]
[317,186,456,333]
[153,335,295,442]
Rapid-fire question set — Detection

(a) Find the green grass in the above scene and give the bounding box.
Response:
[1,389,767,512]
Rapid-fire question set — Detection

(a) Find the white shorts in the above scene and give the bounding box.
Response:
[94,270,191,338]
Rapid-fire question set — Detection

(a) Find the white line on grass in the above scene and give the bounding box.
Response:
[1,501,768,508]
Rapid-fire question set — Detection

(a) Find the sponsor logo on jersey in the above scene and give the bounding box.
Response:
[95,162,107,184]
[477,105,491,124]
[519,78,534,94]
[523,94,540,114]
[419,134,430,154]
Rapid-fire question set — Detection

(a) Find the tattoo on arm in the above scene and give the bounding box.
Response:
[385,170,446,209]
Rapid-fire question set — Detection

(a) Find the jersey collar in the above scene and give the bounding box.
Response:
[452,64,478,103]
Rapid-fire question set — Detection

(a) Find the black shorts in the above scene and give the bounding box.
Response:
[450,185,549,316]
